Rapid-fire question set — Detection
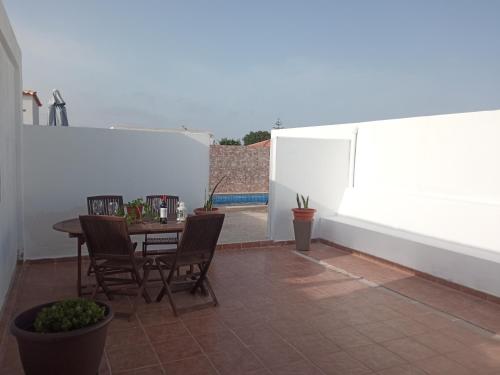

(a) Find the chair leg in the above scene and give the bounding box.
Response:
[204,277,219,306]
[155,260,178,316]
[132,264,151,314]
[93,268,113,300]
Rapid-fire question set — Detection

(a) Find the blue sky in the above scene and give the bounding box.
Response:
[4,0,500,139]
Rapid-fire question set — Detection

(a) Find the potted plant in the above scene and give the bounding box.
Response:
[292,194,316,251]
[194,176,226,215]
[10,298,113,375]
[125,197,145,223]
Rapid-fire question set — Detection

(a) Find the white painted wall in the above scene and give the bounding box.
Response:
[22,125,210,259]
[270,109,500,296]
[268,137,351,241]
[22,96,39,125]
[0,2,22,310]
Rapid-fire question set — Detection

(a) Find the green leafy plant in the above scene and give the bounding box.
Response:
[34,299,105,333]
[203,176,226,210]
[219,137,241,145]
[296,193,309,209]
[243,130,270,146]
[125,198,146,224]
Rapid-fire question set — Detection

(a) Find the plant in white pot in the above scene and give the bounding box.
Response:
[292,194,316,251]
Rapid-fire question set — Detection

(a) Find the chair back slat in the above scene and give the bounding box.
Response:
[87,195,123,216]
[146,195,179,218]
[176,214,225,258]
[79,215,133,257]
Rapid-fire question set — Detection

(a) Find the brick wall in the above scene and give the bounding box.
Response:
[210,145,269,193]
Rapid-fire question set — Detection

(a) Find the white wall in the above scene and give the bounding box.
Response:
[268,137,351,241]
[0,2,22,310]
[22,126,210,259]
[270,110,500,296]
[22,96,39,125]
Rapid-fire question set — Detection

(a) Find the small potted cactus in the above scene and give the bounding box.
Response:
[292,194,316,251]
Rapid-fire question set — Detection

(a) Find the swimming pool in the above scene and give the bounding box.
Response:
[213,193,268,206]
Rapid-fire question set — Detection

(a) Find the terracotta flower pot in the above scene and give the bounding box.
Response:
[10,301,113,375]
[292,208,316,221]
[194,207,220,215]
[126,205,143,221]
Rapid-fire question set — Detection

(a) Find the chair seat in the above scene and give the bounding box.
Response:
[98,257,153,270]
[144,237,178,245]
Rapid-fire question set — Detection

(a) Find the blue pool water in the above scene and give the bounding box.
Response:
[213,193,268,206]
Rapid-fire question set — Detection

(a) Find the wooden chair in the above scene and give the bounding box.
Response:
[79,215,153,314]
[87,195,123,216]
[142,195,179,256]
[155,213,225,316]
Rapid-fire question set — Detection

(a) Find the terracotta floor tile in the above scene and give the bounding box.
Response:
[382,337,437,362]
[414,355,472,375]
[4,245,500,374]
[250,339,303,370]
[347,344,407,371]
[287,333,341,357]
[353,322,406,343]
[310,350,373,375]
[106,343,159,373]
[323,326,374,349]
[374,363,427,375]
[162,355,217,375]
[383,318,429,336]
[270,358,324,374]
[195,329,244,354]
[153,335,202,364]
[411,331,467,354]
[208,346,264,374]
[137,308,179,327]
[106,326,149,348]
[144,321,190,343]
[115,365,166,375]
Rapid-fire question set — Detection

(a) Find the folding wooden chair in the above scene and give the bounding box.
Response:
[155,213,225,316]
[142,195,179,256]
[79,215,153,315]
[87,195,123,216]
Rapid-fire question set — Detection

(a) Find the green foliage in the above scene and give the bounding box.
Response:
[296,193,309,209]
[219,138,241,145]
[203,176,226,210]
[243,130,270,146]
[126,198,145,208]
[125,198,146,224]
[34,299,105,333]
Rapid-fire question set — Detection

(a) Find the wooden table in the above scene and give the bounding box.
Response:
[53,218,185,296]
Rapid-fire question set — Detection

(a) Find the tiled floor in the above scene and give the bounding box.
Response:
[2,243,500,374]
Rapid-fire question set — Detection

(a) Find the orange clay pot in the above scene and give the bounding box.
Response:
[292,208,316,221]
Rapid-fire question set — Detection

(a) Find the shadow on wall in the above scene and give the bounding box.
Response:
[22,126,210,260]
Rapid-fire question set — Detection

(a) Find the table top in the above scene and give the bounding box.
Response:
[53,218,184,236]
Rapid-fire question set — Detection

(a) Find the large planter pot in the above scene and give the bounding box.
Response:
[292,208,316,221]
[194,207,220,215]
[10,301,113,375]
[293,220,314,251]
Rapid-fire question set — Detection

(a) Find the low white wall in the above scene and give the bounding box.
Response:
[22,126,210,259]
[0,2,22,309]
[270,109,500,295]
[268,137,351,241]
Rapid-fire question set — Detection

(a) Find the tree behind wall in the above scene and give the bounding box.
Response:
[243,131,271,146]
[219,138,242,145]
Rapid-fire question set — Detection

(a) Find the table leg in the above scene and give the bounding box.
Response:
[77,236,84,297]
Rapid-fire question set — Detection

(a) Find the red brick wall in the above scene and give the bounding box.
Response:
[210,145,269,193]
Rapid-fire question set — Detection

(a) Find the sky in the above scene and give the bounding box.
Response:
[4,0,500,139]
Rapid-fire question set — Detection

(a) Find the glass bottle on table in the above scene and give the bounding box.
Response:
[159,196,168,224]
